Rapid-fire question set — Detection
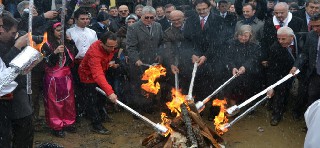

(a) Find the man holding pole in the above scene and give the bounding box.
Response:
[78,32,118,135]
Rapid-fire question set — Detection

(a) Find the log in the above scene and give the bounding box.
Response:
[181,103,198,147]
[142,132,167,147]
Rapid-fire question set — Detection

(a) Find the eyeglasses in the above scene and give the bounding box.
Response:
[119,10,128,13]
[100,9,108,11]
[144,16,155,20]
[127,21,136,23]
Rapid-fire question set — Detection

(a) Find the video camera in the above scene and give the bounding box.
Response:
[16,30,44,44]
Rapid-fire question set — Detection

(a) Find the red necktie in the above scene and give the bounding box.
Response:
[200,18,205,30]
[308,22,311,31]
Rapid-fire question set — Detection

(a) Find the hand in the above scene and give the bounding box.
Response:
[135,60,143,66]
[54,45,65,54]
[155,55,161,63]
[198,56,207,66]
[14,34,28,50]
[238,66,246,75]
[171,65,179,74]
[290,67,298,75]
[261,61,268,67]
[267,89,274,98]
[44,10,59,19]
[110,63,120,68]
[191,55,199,63]
[232,68,239,76]
[108,93,118,104]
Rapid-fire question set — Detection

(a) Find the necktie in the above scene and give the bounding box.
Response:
[200,18,205,30]
[287,46,295,60]
[308,22,311,32]
[146,26,151,33]
[279,21,284,27]
[317,45,320,75]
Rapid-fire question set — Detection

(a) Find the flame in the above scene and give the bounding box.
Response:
[160,112,172,137]
[141,65,166,94]
[28,32,48,52]
[34,32,48,51]
[166,88,187,117]
[212,98,229,135]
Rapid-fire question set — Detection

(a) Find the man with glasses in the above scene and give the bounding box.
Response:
[126,6,163,115]
[78,32,118,135]
[118,5,130,28]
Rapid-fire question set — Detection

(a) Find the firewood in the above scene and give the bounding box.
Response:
[181,103,198,147]
[142,132,167,147]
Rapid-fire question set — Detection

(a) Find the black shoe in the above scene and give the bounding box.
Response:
[92,124,111,135]
[52,130,65,138]
[270,117,281,126]
[64,125,77,133]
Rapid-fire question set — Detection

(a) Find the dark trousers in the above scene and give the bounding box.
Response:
[307,73,320,106]
[31,71,44,120]
[12,115,34,148]
[0,100,12,148]
[81,83,106,125]
[72,63,86,116]
[272,80,292,118]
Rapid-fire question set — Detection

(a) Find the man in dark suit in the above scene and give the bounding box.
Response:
[184,0,226,120]
[216,0,237,44]
[126,6,163,114]
[262,2,303,62]
[291,14,320,108]
[157,4,175,31]
[266,27,300,126]
[89,11,111,38]
[293,0,320,32]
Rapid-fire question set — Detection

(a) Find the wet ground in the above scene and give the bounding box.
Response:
[34,104,306,148]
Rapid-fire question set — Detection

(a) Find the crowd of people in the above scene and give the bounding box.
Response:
[1,0,320,147]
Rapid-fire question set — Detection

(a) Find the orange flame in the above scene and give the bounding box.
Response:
[166,88,187,117]
[212,98,229,135]
[34,32,48,51]
[141,65,166,94]
[28,32,48,52]
[160,112,172,137]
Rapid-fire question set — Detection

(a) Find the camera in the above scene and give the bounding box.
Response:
[16,30,44,44]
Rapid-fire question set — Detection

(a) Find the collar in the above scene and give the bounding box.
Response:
[98,22,105,28]
[199,14,209,21]
[75,24,86,31]
[273,12,293,26]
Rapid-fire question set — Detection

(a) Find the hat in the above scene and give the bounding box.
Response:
[125,14,139,23]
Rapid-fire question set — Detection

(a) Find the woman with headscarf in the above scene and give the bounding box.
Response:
[41,21,78,138]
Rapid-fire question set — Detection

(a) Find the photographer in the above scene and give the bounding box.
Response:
[0,14,34,148]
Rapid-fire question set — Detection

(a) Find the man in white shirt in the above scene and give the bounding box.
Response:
[66,7,98,118]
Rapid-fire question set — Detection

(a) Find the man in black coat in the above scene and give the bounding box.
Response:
[89,11,111,38]
[183,0,226,117]
[262,2,303,61]
[291,14,320,108]
[0,16,34,147]
[157,4,175,31]
[292,0,320,32]
[267,26,300,126]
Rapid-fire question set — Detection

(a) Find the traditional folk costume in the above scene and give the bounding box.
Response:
[42,40,76,131]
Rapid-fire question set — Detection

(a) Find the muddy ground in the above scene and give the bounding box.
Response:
[34,102,307,148]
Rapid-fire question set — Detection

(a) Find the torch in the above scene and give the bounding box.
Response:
[219,95,269,131]
[26,0,35,94]
[0,46,43,91]
[59,0,66,67]
[95,87,168,134]
[186,62,198,101]
[226,69,300,116]
[195,74,237,111]
[141,63,159,67]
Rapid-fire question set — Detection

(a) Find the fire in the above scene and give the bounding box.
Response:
[212,98,228,135]
[166,88,187,117]
[28,32,48,52]
[34,32,48,51]
[141,65,166,94]
[160,112,172,137]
